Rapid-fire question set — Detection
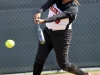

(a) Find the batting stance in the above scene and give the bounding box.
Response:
[33,0,91,75]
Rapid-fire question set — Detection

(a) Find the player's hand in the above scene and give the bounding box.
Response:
[34,13,41,20]
[34,13,42,24]
[35,19,45,24]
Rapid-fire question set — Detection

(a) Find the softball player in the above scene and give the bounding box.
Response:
[33,0,91,75]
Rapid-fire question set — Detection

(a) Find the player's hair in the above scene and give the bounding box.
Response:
[74,0,80,5]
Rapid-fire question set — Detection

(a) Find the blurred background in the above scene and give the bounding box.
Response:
[0,0,100,74]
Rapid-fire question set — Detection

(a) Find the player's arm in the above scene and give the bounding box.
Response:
[37,0,57,14]
[44,6,78,23]
[44,12,70,22]
[35,4,78,24]
[34,0,57,23]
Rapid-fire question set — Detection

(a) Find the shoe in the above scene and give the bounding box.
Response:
[86,72,91,75]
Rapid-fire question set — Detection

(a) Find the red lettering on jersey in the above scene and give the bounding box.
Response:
[50,5,59,14]
[55,20,60,24]
[53,14,60,24]
[50,5,61,24]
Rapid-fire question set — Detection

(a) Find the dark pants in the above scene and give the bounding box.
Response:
[35,27,72,69]
[33,27,86,75]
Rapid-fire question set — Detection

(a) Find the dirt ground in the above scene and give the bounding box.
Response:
[4,70,100,75]
[51,71,100,75]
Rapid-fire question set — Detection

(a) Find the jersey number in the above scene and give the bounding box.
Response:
[53,15,60,24]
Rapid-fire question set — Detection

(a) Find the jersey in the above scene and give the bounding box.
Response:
[46,3,72,30]
[37,0,78,31]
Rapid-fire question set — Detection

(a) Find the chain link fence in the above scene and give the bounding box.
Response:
[0,0,100,74]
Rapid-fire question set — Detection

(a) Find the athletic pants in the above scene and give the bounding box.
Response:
[33,27,86,75]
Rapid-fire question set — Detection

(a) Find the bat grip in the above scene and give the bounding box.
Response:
[37,21,40,25]
[37,21,40,27]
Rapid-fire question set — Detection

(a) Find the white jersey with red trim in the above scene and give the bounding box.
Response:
[46,4,72,30]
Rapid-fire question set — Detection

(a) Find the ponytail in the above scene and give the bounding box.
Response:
[74,0,80,5]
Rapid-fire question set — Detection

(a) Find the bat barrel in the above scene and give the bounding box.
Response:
[37,22,45,44]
